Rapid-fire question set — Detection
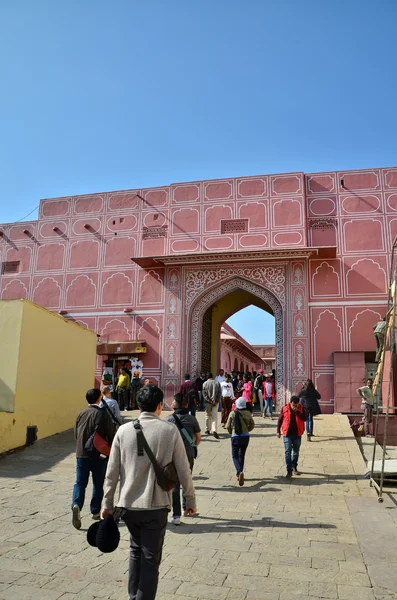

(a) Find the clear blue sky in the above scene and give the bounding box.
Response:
[1,0,396,343]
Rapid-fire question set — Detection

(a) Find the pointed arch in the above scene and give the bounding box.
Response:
[346,258,387,296]
[188,276,284,401]
[32,277,61,308]
[313,310,342,366]
[100,318,131,342]
[66,274,96,307]
[102,272,133,306]
[1,279,28,300]
[312,262,340,297]
[349,309,382,351]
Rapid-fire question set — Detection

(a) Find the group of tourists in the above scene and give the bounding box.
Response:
[112,365,151,412]
[71,374,323,600]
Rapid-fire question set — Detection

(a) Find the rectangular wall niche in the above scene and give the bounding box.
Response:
[221,219,249,234]
[1,261,20,274]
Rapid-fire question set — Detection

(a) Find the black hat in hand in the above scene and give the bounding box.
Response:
[87,514,120,553]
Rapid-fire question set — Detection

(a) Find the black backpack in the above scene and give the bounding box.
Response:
[187,386,199,406]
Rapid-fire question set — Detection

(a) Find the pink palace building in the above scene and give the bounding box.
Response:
[1,166,396,411]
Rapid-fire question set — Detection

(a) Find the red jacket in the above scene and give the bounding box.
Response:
[279,404,306,437]
[262,380,275,400]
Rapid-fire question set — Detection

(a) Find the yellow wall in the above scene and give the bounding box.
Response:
[0,300,97,453]
[0,300,23,413]
[210,291,272,374]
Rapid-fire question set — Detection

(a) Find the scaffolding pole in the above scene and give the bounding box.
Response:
[369,236,397,502]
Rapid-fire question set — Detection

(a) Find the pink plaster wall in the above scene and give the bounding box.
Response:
[0,166,394,407]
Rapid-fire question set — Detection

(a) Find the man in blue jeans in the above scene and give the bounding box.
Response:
[277,396,307,478]
[71,388,116,529]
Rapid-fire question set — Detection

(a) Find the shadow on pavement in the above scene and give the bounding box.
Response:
[0,430,74,478]
[168,514,337,534]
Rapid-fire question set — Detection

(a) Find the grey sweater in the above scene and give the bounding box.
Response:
[103,412,196,511]
[203,378,222,404]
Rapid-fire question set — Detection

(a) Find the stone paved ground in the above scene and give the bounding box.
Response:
[0,412,396,600]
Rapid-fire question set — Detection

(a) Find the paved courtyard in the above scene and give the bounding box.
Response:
[0,412,397,600]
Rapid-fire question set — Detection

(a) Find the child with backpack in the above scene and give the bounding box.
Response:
[166,393,201,525]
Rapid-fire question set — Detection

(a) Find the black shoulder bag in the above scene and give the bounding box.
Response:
[133,420,178,491]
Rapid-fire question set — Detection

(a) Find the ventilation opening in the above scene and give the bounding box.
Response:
[221,219,249,234]
[2,261,20,274]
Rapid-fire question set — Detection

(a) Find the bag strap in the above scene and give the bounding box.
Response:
[102,398,122,426]
[132,420,163,478]
[172,413,196,447]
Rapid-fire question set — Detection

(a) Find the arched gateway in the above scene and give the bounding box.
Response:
[187,276,284,403]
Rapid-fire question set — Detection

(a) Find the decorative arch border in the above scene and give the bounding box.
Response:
[188,276,284,403]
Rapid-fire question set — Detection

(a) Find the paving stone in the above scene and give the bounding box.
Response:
[164,567,227,585]
[176,582,229,599]
[308,582,338,598]
[0,413,393,600]
[0,585,65,599]
[338,585,376,599]
[42,578,90,594]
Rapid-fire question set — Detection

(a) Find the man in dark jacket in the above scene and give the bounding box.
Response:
[298,379,321,441]
[180,373,199,416]
[194,371,206,410]
[71,388,116,529]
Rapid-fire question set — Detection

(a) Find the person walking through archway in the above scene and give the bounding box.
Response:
[242,373,253,413]
[203,372,222,439]
[226,397,255,486]
[263,375,275,419]
[298,379,321,441]
[253,369,265,415]
[220,373,235,427]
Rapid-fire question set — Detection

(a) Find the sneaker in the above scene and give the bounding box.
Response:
[171,516,181,526]
[293,468,301,476]
[213,432,219,439]
[307,434,311,441]
[263,413,266,418]
[72,505,81,530]
[239,472,245,486]
[91,513,101,520]
[205,430,210,435]
[285,471,293,478]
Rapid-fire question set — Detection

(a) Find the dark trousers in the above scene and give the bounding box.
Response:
[71,457,107,514]
[231,435,250,476]
[283,435,301,472]
[188,405,197,417]
[172,457,194,517]
[118,387,129,410]
[122,508,168,600]
[221,397,233,424]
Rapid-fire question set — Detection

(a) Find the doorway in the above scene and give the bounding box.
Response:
[188,277,283,402]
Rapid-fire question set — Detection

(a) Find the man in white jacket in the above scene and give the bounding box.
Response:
[102,385,197,600]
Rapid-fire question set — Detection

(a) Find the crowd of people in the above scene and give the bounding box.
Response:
[71,368,326,600]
